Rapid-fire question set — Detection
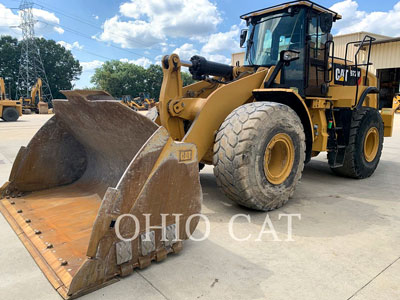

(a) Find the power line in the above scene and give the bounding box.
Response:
[16,0,53,103]
[4,1,158,64]
[78,49,114,61]
[37,20,154,61]
[38,20,150,63]
[33,0,160,52]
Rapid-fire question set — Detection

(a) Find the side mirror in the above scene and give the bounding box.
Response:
[280,50,300,65]
[240,29,248,48]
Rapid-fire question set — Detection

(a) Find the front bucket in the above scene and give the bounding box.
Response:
[0,90,202,299]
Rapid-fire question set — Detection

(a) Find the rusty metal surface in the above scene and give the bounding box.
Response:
[0,90,202,299]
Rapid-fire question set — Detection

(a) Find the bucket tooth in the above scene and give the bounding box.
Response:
[0,90,202,299]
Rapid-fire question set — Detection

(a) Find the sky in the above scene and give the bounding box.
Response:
[1,0,400,88]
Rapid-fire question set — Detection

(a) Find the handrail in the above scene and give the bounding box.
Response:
[344,35,376,107]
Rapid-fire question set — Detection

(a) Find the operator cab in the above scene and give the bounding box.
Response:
[240,1,341,97]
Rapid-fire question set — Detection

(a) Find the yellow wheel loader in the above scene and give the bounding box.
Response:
[0,1,398,298]
[0,77,22,122]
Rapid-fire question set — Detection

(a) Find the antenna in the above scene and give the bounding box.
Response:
[16,0,53,103]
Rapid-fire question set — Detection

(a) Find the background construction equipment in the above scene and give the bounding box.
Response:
[19,78,49,114]
[0,77,22,122]
[0,1,398,299]
[121,92,157,111]
[16,0,53,105]
[393,93,400,112]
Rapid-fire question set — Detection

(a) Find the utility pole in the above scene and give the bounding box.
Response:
[16,0,53,103]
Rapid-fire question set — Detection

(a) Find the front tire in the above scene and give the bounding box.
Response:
[2,107,19,122]
[330,108,383,179]
[213,102,306,211]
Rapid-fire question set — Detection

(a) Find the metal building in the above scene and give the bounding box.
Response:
[231,31,400,108]
[332,32,400,108]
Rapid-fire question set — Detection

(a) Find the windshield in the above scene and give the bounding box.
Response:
[245,9,305,66]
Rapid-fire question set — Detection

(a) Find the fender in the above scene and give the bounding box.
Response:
[252,88,314,163]
[356,86,379,109]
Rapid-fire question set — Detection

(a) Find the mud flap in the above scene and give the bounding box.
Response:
[0,90,202,299]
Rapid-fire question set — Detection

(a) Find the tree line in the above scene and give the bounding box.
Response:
[90,60,196,99]
[0,36,82,99]
[0,35,195,100]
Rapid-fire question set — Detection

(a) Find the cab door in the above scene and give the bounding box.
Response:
[305,12,333,97]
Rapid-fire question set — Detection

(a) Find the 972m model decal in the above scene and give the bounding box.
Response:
[334,64,362,86]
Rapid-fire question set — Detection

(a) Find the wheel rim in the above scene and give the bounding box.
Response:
[264,133,295,185]
[364,127,379,162]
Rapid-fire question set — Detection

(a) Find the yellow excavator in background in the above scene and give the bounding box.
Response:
[0,1,399,299]
[20,78,48,114]
[121,95,146,110]
[141,92,157,109]
[122,93,157,111]
[393,93,400,112]
[0,77,22,122]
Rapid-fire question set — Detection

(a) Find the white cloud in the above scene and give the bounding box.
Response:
[172,43,197,60]
[331,0,400,36]
[206,54,231,65]
[170,21,243,65]
[57,41,83,51]
[136,57,152,68]
[32,8,59,24]
[201,24,241,55]
[0,4,63,38]
[154,55,163,66]
[99,0,221,49]
[170,22,243,66]
[81,60,104,72]
[32,8,63,35]
[160,42,169,53]
[0,4,20,36]
[98,16,164,48]
[172,43,230,65]
[120,0,221,37]
[53,27,64,34]
[93,15,99,20]
[119,57,153,68]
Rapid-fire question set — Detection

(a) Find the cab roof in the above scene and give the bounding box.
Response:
[240,1,342,21]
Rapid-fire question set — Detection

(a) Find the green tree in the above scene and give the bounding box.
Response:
[143,64,163,99]
[0,36,21,99]
[181,71,196,87]
[0,35,82,100]
[91,62,196,99]
[91,60,147,98]
[36,38,82,99]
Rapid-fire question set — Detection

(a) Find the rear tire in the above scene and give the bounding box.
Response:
[330,108,383,179]
[2,107,19,122]
[213,102,306,211]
